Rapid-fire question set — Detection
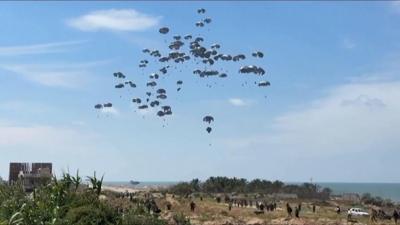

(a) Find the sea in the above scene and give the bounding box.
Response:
[104,181,400,202]
[317,182,400,202]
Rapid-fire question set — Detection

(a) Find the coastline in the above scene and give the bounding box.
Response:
[103,181,400,202]
[102,185,141,193]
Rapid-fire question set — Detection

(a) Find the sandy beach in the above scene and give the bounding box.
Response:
[102,185,141,193]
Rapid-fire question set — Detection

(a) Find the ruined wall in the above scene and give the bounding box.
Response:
[32,163,52,174]
[9,162,30,184]
[8,162,52,185]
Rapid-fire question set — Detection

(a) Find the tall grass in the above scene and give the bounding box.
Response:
[0,172,171,225]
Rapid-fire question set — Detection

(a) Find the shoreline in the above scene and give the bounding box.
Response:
[103,181,400,202]
[102,185,141,193]
[102,184,170,193]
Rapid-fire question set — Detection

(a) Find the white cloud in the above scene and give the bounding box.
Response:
[340,94,386,108]
[228,98,254,107]
[0,100,50,114]
[67,9,160,32]
[0,41,85,56]
[219,79,400,181]
[223,80,400,156]
[0,125,80,147]
[0,123,124,179]
[0,61,107,88]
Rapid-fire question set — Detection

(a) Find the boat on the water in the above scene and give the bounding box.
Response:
[130,180,140,185]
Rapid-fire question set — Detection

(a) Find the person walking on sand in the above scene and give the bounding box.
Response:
[259,202,265,211]
[370,208,377,223]
[312,204,316,213]
[190,201,196,212]
[295,206,300,218]
[393,209,399,225]
[166,202,172,210]
[286,203,293,218]
[347,209,352,222]
[335,206,341,214]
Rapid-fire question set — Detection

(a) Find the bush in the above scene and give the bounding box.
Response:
[168,177,331,200]
[121,209,166,225]
[361,193,394,207]
[173,213,191,225]
[60,203,118,225]
[0,172,170,225]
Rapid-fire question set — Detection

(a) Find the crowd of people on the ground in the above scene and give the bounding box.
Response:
[113,190,400,224]
[286,203,303,218]
[368,208,400,224]
[220,196,279,214]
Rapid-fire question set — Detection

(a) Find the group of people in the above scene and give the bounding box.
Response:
[255,201,277,212]
[286,203,302,218]
[144,198,161,214]
[223,197,278,213]
[369,208,400,224]
[116,191,136,201]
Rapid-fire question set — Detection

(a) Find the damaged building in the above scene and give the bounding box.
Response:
[9,162,52,191]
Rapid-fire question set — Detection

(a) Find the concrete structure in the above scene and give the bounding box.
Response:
[8,162,52,191]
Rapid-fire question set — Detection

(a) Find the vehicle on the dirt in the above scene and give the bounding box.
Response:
[347,208,369,216]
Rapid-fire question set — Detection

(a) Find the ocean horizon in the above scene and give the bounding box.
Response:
[104,181,400,202]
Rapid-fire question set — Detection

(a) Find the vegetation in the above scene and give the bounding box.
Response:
[361,193,395,207]
[169,177,332,200]
[172,213,191,225]
[1,173,398,225]
[0,172,172,225]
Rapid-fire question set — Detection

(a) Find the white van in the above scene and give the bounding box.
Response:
[347,208,369,216]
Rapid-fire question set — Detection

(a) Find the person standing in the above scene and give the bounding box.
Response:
[259,202,265,211]
[295,206,300,218]
[190,201,196,212]
[335,206,341,214]
[370,208,377,223]
[312,204,316,213]
[393,209,399,225]
[286,203,293,218]
[166,202,172,210]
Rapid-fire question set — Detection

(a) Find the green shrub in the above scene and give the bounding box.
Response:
[173,213,191,225]
[61,203,118,225]
[121,210,166,225]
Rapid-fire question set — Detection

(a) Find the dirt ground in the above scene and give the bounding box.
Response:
[155,195,396,225]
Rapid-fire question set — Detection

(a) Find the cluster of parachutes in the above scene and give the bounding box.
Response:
[94,7,270,134]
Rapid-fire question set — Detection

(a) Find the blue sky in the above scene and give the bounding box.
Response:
[1,2,400,182]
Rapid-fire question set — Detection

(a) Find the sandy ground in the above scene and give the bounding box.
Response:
[102,185,141,193]
[154,195,396,225]
[100,190,396,225]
